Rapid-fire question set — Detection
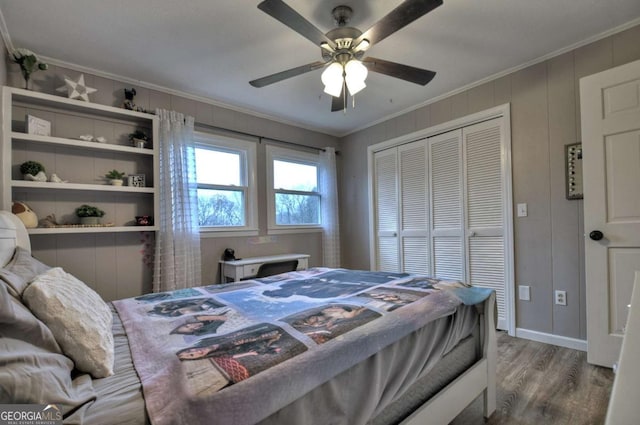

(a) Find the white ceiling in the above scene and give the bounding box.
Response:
[1,1,640,136]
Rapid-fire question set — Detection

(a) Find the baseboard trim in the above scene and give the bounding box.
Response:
[515,328,587,352]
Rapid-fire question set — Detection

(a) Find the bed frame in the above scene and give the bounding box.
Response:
[401,291,496,424]
[0,209,496,424]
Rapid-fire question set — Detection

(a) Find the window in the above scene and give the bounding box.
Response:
[267,145,321,232]
[194,132,257,235]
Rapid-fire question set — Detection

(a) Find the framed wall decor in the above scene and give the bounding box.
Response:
[565,143,583,200]
[26,115,51,136]
[128,174,146,188]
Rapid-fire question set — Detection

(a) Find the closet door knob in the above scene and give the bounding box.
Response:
[589,230,604,241]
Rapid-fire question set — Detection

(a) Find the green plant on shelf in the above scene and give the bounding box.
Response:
[128,130,149,142]
[75,204,105,218]
[20,160,45,176]
[105,169,126,180]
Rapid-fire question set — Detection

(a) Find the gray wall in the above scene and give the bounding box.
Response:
[5,59,338,299]
[338,24,640,340]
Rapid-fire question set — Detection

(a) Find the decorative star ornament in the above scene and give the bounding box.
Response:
[56,74,97,101]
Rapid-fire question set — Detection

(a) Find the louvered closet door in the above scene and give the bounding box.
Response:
[374,149,399,271]
[429,130,465,281]
[371,110,512,332]
[464,118,507,329]
[398,141,430,275]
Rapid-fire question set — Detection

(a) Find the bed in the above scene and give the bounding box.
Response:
[0,210,496,425]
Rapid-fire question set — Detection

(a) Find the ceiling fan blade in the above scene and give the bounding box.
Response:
[363,57,436,86]
[354,0,442,47]
[331,83,346,112]
[258,0,336,49]
[250,61,327,88]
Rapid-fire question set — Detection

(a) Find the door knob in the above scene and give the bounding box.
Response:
[589,230,604,241]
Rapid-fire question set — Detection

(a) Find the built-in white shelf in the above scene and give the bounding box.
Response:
[2,85,159,235]
[12,180,155,193]
[11,87,154,124]
[12,132,155,156]
[28,225,158,235]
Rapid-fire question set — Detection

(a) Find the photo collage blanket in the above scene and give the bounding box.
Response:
[113,268,493,425]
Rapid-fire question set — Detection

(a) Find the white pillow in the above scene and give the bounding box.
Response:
[23,267,114,378]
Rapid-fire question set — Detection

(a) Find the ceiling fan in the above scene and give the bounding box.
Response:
[249,0,443,112]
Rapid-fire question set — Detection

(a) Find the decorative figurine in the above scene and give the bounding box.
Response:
[56,74,97,102]
[12,201,38,228]
[39,214,59,228]
[50,173,68,183]
[123,88,146,113]
[78,134,107,143]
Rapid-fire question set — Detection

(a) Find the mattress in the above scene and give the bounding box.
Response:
[78,303,480,425]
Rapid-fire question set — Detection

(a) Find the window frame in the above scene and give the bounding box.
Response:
[194,131,258,237]
[266,145,322,234]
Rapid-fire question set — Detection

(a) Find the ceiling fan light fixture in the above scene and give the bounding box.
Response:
[345,75,366,96]
[320,42,334,53]
[322,62,344,97]
[353,39,370,52]
[344,59,367,95]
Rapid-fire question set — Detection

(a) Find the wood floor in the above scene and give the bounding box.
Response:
[450,332,614,425]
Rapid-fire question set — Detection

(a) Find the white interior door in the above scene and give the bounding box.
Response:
[463,119,508,330]
[398,141,431,275]
[373,149,399,271]
[429,129,464,281]
[580,59,640,367]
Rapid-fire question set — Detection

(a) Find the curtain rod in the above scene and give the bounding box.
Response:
[194,121,337,154]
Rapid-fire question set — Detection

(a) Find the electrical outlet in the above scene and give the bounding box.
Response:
[555,290,567,306]
[519,285,531,301]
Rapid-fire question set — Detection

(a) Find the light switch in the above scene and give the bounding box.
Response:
[519,285,531,301]
[517,203,528,217]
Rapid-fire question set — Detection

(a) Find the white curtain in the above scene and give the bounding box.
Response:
[153,109,201,292]
[319,147,341,267]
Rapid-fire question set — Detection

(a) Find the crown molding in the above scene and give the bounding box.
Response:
[38,55,342,137]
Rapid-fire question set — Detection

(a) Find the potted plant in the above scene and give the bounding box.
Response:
[10,48,48,90]
[105,169,126,186]
[75,204,105,225]
[20,160,46,181]
[128,130,149,148]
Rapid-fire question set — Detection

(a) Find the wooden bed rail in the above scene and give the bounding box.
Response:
[401,292,497,424]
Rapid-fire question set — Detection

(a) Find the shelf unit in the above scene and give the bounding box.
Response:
[1,86,159,235]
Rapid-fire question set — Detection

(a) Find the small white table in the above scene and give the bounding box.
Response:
[219,253,310,282]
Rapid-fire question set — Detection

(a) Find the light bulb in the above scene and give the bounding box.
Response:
[345,60,367,95]
[321,62,344,97]
[320,42,334,53]
[353,39,370,52]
